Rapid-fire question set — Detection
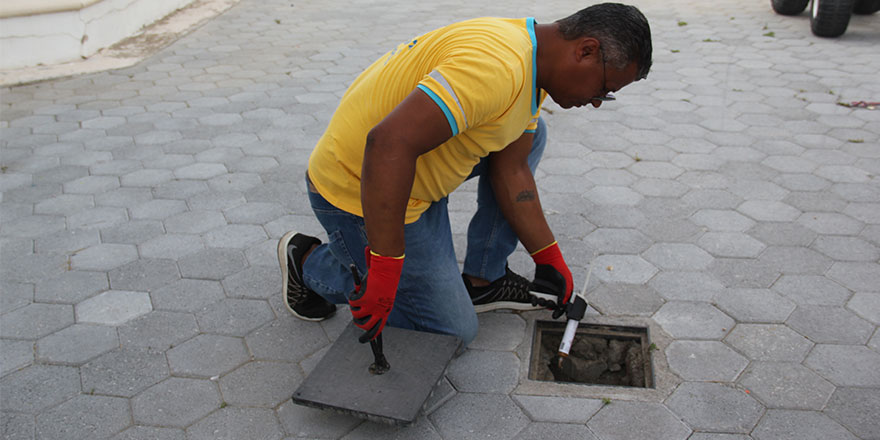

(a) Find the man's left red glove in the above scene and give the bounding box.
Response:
[349,246,403,343]
[530,241,573,319]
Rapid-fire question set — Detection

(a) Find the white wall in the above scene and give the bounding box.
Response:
[0,0,195,70]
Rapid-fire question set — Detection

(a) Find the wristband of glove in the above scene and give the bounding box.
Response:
[349,247,404,342]
[530,241,573,306]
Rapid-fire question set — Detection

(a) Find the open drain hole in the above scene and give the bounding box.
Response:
[529,320,654,388]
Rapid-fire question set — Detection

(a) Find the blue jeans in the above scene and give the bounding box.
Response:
[302,118,546,346]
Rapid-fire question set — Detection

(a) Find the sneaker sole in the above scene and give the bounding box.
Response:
[278,230,327,322]
[473,301,543,313]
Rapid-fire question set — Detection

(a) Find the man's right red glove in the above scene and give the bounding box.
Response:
[349,246,403,343]
[530,241,573,319]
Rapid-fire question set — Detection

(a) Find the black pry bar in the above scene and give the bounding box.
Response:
[350,264,391,375]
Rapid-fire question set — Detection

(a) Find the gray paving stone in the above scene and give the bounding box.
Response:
[748,222,817,247]
[109,258,180,292]
[120,169,174,187]
[203,224,267,248]
[846,292,880,325]
[100,219,166,245]
[738,362,834,410]
[515,395,605,426]
[95,187,154,208]
[131,377,221,428]
[771,275,852,306]
[36,324,119,364]
[692,209,756,232]
[81,348,169,397]
[35,395,131,440]
[34,270,107,304]
[0,412,34,440]
[724,324,813,363]
[178,248,248,280]
[150,278,225,312]
[827,261,880,292]
[797,212,864,235]
[584,228,653,254]
[0,303,73,339]
[33,193,93,216]
[0,214,66,239]
[277,400,363,439]
[163,210,227,234]
[698,232,766,258]
[71,243,138,271]
[245,317,329,363]
[665,340,748,382]
[187,191,247,211]
[643,243,714,271]
[514,422,599,440]
[0,365,80,413]
[824,387,880,440]
[804,345,880,387]
[588,283,664,316]
[195,298,273,336]
[710,258,781,289]
[665,382,764,434]
[221,265,279,299]
[429,393,529,440]
[220,361,301,407]
[129,199,188,220]
[751,410,857,440]
[686,435,751,440]
[757,246,832,275]
[653,302,734,340]
[118,311,199,350]
[786,305,874,344]
[167,334,249,377]
[139,234,205,260]
[0,339,33,378]
[714,288,795,323]
[812,235,880,261]
[649,271,724,302]
[588,401,691,440]
[63,175,119,194]
[737,200,801,222]
[110,426,186,440]
[0,281,33,315]
[76,290,152,326]
[592,255,658,284]
[447,350,519,394]
[186,407,282,440]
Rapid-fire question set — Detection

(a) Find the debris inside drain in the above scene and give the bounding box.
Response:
[530,321,653,388]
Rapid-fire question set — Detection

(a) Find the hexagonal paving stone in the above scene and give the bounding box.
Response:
[592,255,658,284]
[71,244,139,271]
[35,395,131,440]
[34,270,108,304]
[0,412,35,440]
[804,345,880,387]
[81,348,169,397]
[665,340,748,382]
[118,311,199,350]
[167,334,249,378]
[447,350,519,394]
[110,426,185,440]
[724,324,813,363]
[584,228,653,254]
[203,224,267,248]
[648,271,724,302]
[220,361,302,407]
[643,243,714,272]
[827,262,880,292]
[76,290,152,326]
[771,275,852,306]
[429,393,529,440]
[150,278,226,312]
[786,305,874,344]
[512,395,604,424]
[714,288,796,323]
[653,302,734,340]
[139,234,205,260]
[797,212,864,235]
[751,410,857,440]
[178,248,248,280]
[824,387,880,439]
[665,382,764,434]
[757,246,831,275]
[221,265,279,299]
[186,407,282,440]
[0,339,34,377]
[163,210,227,234]
[588,401,691,440]
[587,283,664,316]
[698,232,766,258]
[131,378,221,428]
[244,316,329,362]
[195,298,274,336]
[692,209,756,232]
[739,362,835,410]
[36,324,119,364]
[586,186,643,206]
[737,200,801,222]
[109,258,181,292]
[812,235,880,261]
[0,303,73,339]
[710,258,781,289]
[276,399,363,439]
[0,365,81,413]
[846,292,880,324]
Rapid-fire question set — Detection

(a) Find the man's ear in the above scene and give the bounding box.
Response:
[576,37,601,62]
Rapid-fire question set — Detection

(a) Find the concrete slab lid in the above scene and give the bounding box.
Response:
[292,323,461,426]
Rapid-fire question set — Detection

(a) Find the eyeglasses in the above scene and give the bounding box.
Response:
[592,48,616,102]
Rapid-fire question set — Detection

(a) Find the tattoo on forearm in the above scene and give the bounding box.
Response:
[516,190,536,202]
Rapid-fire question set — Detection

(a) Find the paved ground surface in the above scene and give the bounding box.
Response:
[2,0,879,438]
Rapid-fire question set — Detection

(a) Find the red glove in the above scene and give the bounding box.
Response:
[530,241,573,319]
[349,246,403,343]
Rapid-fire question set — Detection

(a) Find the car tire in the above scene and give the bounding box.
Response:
[772,0,811,14]
[853,0,880,14]
[810,0,855,37]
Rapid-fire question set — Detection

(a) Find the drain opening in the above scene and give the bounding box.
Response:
[529,320,654,388]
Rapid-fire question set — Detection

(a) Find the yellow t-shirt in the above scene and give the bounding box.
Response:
[308,17,546,223]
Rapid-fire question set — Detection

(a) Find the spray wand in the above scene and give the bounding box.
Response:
[557,254,597,360]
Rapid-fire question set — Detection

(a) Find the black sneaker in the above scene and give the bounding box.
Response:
[464,266,542,313]
[278,231,337,321]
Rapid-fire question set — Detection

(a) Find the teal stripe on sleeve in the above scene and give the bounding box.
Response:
[524,129,536,134]
[527,17,538,115]
[417,84,459,136]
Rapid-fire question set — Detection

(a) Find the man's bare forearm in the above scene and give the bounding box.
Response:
[361,131,415,258]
